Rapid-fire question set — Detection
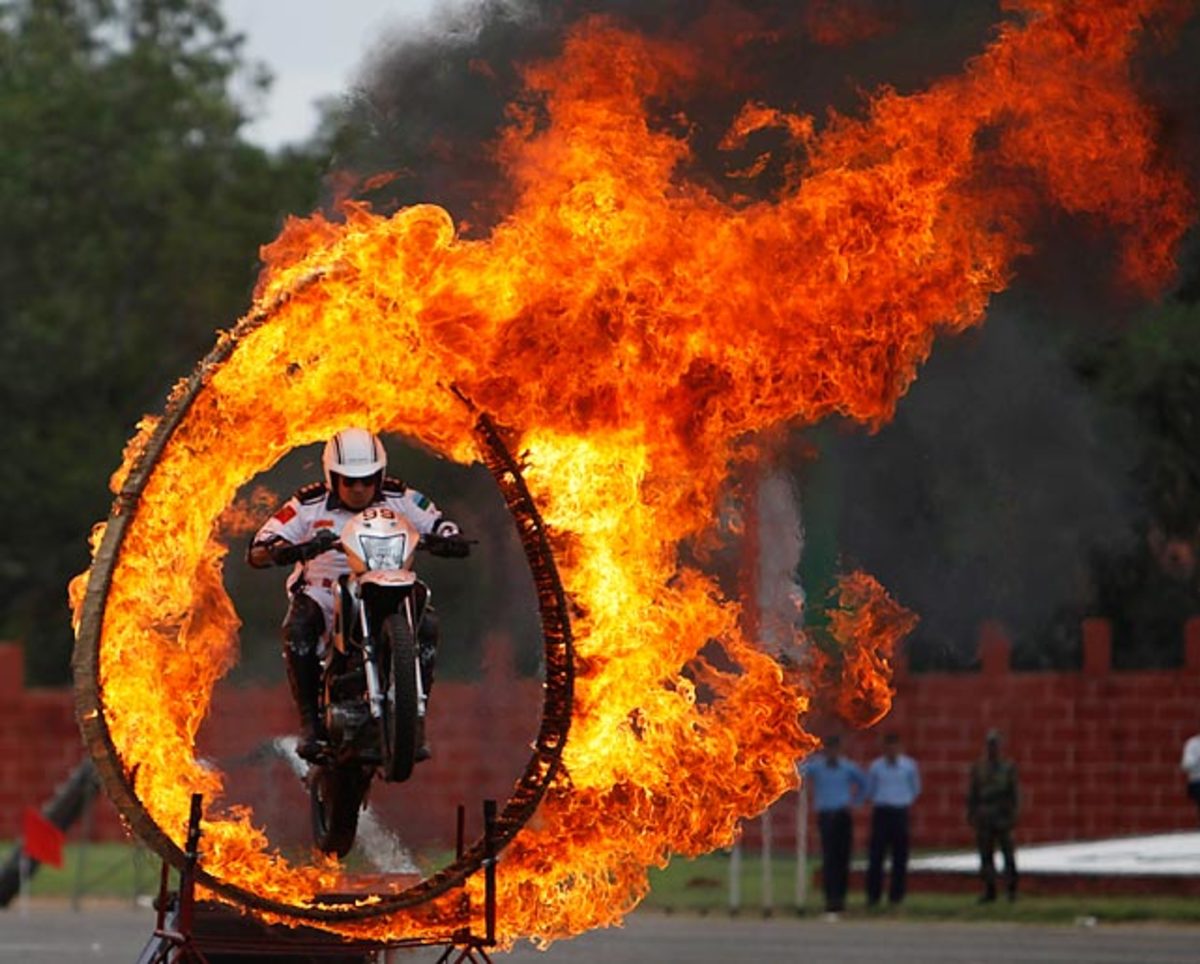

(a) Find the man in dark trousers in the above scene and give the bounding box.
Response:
[865,732,921,908]
[800,734,867,917]
[967,729,1020,902]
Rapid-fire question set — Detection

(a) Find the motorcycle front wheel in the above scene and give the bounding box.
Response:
[309,763,368,857]
[380,612,419,783]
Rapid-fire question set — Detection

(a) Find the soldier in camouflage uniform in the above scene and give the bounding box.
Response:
[966,729,1019,902]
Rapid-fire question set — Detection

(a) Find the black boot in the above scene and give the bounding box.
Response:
[284,648,324,762]
[415,715,432,762]
[416,613,439,763]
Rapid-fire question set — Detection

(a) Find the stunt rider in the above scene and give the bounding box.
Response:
[248,427,461,762]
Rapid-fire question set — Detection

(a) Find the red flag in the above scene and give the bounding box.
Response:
[21,807,65,868]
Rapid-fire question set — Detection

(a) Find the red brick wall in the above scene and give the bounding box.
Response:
[0,636,542,850]
[742,615,1200,855]
[0,644,127,840]
[5,617,1200,854]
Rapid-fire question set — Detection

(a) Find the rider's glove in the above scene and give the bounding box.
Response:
[267,531,337,566]
[266,540,303,566]
[429,528,470,557]
[299,529,339,560]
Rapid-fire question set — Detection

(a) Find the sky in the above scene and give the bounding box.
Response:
[221,0,443,150]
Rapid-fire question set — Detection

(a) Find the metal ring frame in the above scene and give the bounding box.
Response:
[72,290,574,923]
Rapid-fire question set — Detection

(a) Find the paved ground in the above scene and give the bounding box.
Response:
[495,915,1200,964]
[4,902,1200,963]
[6,832,1200,962]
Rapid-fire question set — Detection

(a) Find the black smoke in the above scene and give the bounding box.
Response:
[798,308,1143,670]
[323,0,1008,223]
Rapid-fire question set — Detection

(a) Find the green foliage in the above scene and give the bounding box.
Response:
[1077,295,1200,667]
[0,0,327,683]
[1093,300,1200,535]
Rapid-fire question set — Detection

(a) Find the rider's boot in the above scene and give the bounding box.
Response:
[415,715,432,763]
[284,647,324,762]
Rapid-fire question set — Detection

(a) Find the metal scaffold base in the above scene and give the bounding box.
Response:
[432,944,494,964]
[137,794,498,963]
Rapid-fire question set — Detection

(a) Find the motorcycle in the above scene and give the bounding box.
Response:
[304,506,469,857]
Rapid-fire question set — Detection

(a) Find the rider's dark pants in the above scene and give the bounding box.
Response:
[418,607,439,694]
[281,592,325,741]
[282,592,325,655]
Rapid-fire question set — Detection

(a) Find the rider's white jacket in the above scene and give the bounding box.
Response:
[251,477,446,598]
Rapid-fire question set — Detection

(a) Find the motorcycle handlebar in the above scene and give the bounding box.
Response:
[282,532,473,564]
[419,533,474,558]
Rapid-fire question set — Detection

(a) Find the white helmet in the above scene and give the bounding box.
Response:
[323,428,387,489]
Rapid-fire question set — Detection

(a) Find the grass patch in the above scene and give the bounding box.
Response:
[1,840,160,902]
[11,841,1200,926]
[644,851,807,914]
[643,852,1200,925]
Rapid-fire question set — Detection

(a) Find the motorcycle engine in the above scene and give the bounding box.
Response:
[326,701,370,744]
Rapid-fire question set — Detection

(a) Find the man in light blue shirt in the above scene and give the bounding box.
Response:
[799,734,867,914]
[865,732,921,907]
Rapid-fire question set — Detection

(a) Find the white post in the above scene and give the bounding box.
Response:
[19,852,30,918]
[795,786,809,911]
[761,810,773,916]
[729,840,742,914]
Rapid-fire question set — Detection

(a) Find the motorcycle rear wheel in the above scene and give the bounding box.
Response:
[310,764,367,857]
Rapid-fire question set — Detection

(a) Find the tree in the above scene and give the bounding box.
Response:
[1082,291,1200,668]
[0,0,326,683]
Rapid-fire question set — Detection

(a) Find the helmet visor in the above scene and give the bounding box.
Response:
[333,470,383,489]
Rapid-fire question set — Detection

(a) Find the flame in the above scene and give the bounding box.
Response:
[827,571,919,728]
[803,0,899,47]
[79,0,1192,948]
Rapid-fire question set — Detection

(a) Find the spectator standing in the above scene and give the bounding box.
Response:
[865,732,921,908]
[1180,729,1200,825]
[800,734,867,917]
[967,729,1020,902]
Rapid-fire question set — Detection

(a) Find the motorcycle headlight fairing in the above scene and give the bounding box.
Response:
[359,533,409,571]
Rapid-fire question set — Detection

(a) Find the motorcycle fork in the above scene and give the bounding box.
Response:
[361,592,426,721]
[361,602,385,721]
[405,595,428,719]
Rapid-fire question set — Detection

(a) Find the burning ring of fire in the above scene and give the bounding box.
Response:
[72,274,575,929]
[70,3,1194,946]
